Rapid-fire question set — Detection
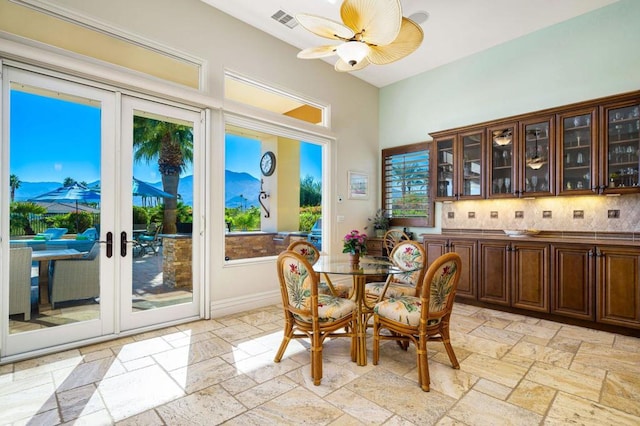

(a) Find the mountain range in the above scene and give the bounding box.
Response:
[13,171,261,209]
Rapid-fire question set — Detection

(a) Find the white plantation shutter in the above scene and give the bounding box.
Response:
[382,142,433,227]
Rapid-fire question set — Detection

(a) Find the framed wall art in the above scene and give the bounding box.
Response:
[348,171,369,200]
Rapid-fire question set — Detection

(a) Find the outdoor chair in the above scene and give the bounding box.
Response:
[49,243,100,309]
[274,250,356,385]
[35,227,68,240]
[9,247,33,321]
[365,240,427,302]
[373,252,462,391]
[287,240,352,298]
[136,223,163,255]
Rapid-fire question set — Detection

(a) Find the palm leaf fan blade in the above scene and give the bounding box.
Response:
[295,14,354,41]
[340,0,402,45]
[367,17,423,65]
[297,45,338,59]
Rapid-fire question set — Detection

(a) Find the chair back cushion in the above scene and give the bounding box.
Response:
[287,241,319,264]
[278,251,354,323]
[39,228,68,240]
[389,241,425,287]
[428,257,459,316]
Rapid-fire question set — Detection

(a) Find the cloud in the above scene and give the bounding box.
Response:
[54,163,63,171]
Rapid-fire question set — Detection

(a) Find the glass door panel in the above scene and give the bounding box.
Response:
[606,104,640,191]
[436,137,455,199]
[120,96,201,331]
[522,119,553,196]
[488,124,515,197]
[461,132,483,197]
[3,67,115,357]
[558,110,595,195]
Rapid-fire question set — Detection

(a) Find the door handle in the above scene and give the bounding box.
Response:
[121,231,128,257]
[99,231,113,258]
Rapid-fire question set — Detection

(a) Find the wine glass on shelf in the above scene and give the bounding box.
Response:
[504,178,511,194]
[497,178,504,193]
[531,175,538,191]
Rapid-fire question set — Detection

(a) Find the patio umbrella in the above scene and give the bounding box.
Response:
[29,183,101,231]
[132,177,176,206]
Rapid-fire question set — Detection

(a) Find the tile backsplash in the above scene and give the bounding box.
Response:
[440,194,640,233]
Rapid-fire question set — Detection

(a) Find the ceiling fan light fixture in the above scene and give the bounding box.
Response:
[336,41,370,66]
[527,156,545,170]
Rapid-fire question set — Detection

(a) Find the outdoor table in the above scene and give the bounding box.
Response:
[313,254,420,366]
[32,249,86,307]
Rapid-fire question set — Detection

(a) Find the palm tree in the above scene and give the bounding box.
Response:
[133,116,193,234]
[63,177,76,187]
[10,174,21,202]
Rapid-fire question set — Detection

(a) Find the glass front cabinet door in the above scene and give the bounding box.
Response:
[487,123,517,198]
[520,117,554,197]
[435,130,485,201]
[601,100,640,194]
[557,108,597,195]
[435,136,455,200]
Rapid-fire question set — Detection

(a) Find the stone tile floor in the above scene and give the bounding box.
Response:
[1,303,639,425]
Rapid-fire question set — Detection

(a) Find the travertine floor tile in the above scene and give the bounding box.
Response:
[3,303,640,425]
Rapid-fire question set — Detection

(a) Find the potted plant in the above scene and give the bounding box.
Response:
[367,209,389,238]
[342,229,367,265]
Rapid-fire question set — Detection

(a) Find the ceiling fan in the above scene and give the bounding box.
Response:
[295,0,424,72]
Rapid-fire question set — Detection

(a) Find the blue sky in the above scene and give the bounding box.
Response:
[11,89,322,184]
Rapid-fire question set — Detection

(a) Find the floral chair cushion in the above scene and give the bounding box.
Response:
[374,259,459,326]
[318,282,352,299]
[390,243,424,286]
[365,281,414,299]
[282,256,355,323]
[289,243,319,264]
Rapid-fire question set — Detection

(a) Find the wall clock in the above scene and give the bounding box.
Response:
[260,151,276,176]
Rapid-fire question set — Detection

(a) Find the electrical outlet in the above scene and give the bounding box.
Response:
[337,215,345,222]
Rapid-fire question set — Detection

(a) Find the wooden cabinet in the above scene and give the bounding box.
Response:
[478,240,549,312]
[520,117,554,197]
[430,90,640,200]
[487,122,517,198]
[365,238,384,257]
[434,128,485,200]
[424,237,477,300]
[550,243,595,320]
[597,245,640,329]
[557,108,597,195]
[600,98,640,194]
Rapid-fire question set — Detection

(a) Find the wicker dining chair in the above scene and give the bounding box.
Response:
[50,243,100,309]
[365,239,427,302]
[382,229,410,256]
[9,247,33,321]
[287,240,352,298]
[373,252,462,391]
[274,250,356,385]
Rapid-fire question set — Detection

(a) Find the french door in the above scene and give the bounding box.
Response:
[119,95,202,331]
[1,66,202,359]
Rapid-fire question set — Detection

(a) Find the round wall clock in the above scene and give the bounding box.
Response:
[260,151,276,176]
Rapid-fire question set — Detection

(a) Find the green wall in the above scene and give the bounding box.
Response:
[380,0,640,147]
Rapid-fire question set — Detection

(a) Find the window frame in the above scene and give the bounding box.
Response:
[381,142,434,228]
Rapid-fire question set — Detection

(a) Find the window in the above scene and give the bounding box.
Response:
[382,142,433,227]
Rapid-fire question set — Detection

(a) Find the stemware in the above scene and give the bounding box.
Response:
[504,178,511,193]
[497,178,504,193]
[531,175,538,191]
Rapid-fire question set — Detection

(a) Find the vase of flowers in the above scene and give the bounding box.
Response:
[343,229,367,265]
[367,209,389,238]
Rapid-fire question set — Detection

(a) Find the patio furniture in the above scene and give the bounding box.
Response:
[382,229,410,256]
[137,223,163,255]
[274,250,356,385]
[9,247,33,321]
[36,227,68,240]
[49,244,100,309]
[373,252,462,391]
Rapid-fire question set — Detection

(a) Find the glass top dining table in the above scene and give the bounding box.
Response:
[312,254,421,366]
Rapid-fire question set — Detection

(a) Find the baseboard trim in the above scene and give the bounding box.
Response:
[210,289,280,318]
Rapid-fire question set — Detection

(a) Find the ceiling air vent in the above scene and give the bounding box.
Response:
[271,10,298,29]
